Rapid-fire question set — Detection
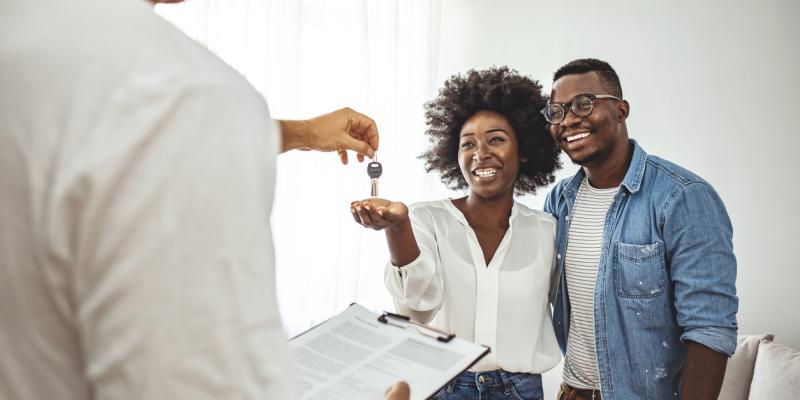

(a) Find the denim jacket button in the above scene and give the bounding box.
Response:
[557,253,562,259]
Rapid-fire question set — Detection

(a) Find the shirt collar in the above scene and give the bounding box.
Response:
[562,139,648,197]
[621,139,647,194]
[445,199,519,227]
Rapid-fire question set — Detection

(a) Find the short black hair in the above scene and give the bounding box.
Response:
[553,58,623,98]
[421,66,561,194]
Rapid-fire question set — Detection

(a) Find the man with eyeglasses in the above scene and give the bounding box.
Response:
[542,59,738,400]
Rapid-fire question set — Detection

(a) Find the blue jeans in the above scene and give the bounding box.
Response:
[432,370,543,400]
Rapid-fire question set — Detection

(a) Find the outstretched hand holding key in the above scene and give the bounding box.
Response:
[350,156,409,230]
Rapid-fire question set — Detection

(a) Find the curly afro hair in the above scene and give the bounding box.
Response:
[421,66,561,194]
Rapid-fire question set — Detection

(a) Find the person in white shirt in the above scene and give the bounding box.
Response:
[0,0,417,399]
[350,67,563,400]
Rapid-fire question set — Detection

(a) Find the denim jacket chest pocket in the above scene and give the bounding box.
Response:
[613,241,666,299]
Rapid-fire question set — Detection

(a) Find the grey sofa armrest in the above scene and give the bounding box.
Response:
[718,334,774,400]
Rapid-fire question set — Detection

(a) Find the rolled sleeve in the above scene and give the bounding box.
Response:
[664,181,739,357]
[384,254,442,311]
[681,326,738,357]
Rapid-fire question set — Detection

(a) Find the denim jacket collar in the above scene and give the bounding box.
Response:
[559,139,648,198]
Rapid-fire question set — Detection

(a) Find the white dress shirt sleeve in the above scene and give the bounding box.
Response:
[383,203,444,323]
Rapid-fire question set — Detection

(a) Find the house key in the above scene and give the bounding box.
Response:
[367,156,382,197]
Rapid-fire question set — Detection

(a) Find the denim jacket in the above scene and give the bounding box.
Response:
[544,140,738,399]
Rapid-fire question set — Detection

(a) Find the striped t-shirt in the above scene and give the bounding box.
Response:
[562,177,619,390]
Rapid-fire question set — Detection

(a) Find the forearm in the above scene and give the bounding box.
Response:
[277,108,378,161]
[679,341,728,400]
[278,119,312,153]
[385,218,421,267]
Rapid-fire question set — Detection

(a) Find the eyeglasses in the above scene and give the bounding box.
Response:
[540,93,621,125]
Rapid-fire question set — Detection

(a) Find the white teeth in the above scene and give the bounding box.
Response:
[475,168,497,177]
[566,132,591,142]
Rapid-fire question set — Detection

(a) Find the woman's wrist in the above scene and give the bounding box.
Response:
[387,215,411,233]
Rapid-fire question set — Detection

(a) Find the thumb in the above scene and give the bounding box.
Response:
[379,202,408,223]
[385,381,410,400]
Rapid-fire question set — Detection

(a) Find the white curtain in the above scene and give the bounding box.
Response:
[156,0,450,336]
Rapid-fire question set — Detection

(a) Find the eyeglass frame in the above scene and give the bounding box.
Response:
[540,93,622,125]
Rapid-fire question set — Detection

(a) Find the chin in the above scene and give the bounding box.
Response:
[566,149,601,166]
[570,156,589,166]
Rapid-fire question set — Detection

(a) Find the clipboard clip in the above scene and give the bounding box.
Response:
[377,311,456,343]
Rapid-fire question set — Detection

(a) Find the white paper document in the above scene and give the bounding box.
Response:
[290,303,490,400]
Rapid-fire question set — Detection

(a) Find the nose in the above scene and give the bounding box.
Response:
[472,143,491,162]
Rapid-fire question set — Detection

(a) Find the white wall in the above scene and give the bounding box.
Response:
[437,0,800,394]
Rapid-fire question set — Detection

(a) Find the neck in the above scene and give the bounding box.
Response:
[462,191,514,227]
[584,138,632,189]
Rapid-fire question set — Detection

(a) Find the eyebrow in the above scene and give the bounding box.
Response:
[460,128,509,137]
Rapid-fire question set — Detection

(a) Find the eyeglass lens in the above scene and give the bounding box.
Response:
[544,95,595,124]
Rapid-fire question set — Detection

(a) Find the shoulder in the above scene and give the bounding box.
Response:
[550,168,584,197]
[408,199,453,216]
[644,155,708,187]
[543,170,581,214]
[58,0,260,107]
[405,200,462,230]
[642,155,722,203]
[641,155,729,220]
[516,202,556,222]
[514,201,557,232]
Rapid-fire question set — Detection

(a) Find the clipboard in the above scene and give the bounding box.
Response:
[377,311,456,343]
[289,303,491,400]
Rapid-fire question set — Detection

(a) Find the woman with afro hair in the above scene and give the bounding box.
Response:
[351,66,562,399]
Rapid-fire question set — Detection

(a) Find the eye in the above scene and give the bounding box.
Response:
[460,141,475,148]
[489,136,505,144]
[545,104,564,120]
[574,96,593,113]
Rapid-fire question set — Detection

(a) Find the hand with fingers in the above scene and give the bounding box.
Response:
[350,198,408,230]
[279,107,379,164]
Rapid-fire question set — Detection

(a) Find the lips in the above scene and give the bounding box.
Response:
[562,130,591,143]
[556,129,594,153]
[565,131,590,142]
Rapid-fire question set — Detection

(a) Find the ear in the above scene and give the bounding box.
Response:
[617,100,630,121]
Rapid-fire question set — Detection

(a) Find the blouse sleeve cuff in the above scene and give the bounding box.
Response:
[384,253,440,310]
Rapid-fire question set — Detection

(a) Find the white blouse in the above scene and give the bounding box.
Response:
[384,199,562,373]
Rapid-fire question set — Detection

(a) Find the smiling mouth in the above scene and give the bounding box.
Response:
[473,168,498,178]
[564,131,591,142]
